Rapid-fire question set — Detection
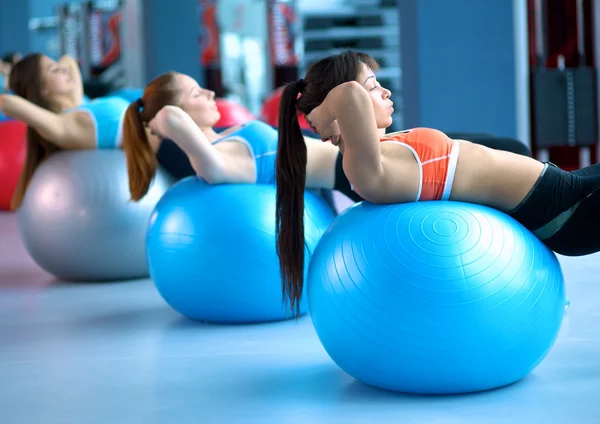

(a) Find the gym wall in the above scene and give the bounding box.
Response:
[400,0,523,140]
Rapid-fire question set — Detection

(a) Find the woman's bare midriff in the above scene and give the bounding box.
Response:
[373,141,545,210]
[449,142,545,211]
[306,138,339,189]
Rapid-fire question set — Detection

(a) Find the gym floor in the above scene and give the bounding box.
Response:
[1,210,598,424]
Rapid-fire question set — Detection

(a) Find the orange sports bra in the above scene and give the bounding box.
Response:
[381,128,460,201]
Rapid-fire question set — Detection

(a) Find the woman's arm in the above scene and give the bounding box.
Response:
[313,81,385,200]
[58,55,84,104]
[0,94,94,149]
[150,106,255,184]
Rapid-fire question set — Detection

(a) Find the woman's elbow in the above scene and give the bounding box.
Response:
[348,170,387,203]
[198,161,255,185]
[337,81,368,101]
[194,161,228,185]
[162,106,187,125]
[201,171,222,185]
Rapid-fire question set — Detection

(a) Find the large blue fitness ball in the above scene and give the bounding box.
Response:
[308,201,566,394]
[109,87,144,103]
[146,178,336,323]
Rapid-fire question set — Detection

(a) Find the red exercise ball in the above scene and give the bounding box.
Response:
[215,98,256,128]
[0,120,27,211]
[260,86,311,130]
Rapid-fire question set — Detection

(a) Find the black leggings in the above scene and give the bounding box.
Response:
[508,162,600,256]
[333,135,532,202]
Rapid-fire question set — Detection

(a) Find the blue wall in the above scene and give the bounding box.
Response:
[400,0,518,138]
[0,2,31,57]
[143,0,201,84]
[29,0,67,58]
[0,0,81,59]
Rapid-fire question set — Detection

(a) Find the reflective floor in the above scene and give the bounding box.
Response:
[1,211,599,424]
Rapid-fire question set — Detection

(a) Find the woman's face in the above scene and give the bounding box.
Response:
[357,63,394,129]
[175,74,220,128]
[39,55,76,99]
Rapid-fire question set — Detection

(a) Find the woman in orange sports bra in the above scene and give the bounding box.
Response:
[275,50,600,313]
[377,128,461,202]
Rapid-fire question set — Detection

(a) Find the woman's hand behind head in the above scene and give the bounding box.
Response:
[148,105,185,139]
[305,108,342,147]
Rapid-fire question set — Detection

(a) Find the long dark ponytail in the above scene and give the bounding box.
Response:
[275,80,307,316]
[275,51,379,315]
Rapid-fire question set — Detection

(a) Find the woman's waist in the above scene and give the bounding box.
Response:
[371,141,544,204]
[450,144,545,211]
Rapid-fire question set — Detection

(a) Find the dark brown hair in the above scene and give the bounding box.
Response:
[9,53,61,210]
[275,51,378,316]
[122,72,181,201]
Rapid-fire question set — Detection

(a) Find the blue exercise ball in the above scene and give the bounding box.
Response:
[308,201,566,394]
[109,87,144,103]
[0,111,11,123]
[146,177,336,323]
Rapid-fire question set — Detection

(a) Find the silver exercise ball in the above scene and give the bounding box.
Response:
[17,150,174,281]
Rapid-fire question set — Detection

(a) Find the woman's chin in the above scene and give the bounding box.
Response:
[377,118,393,129]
